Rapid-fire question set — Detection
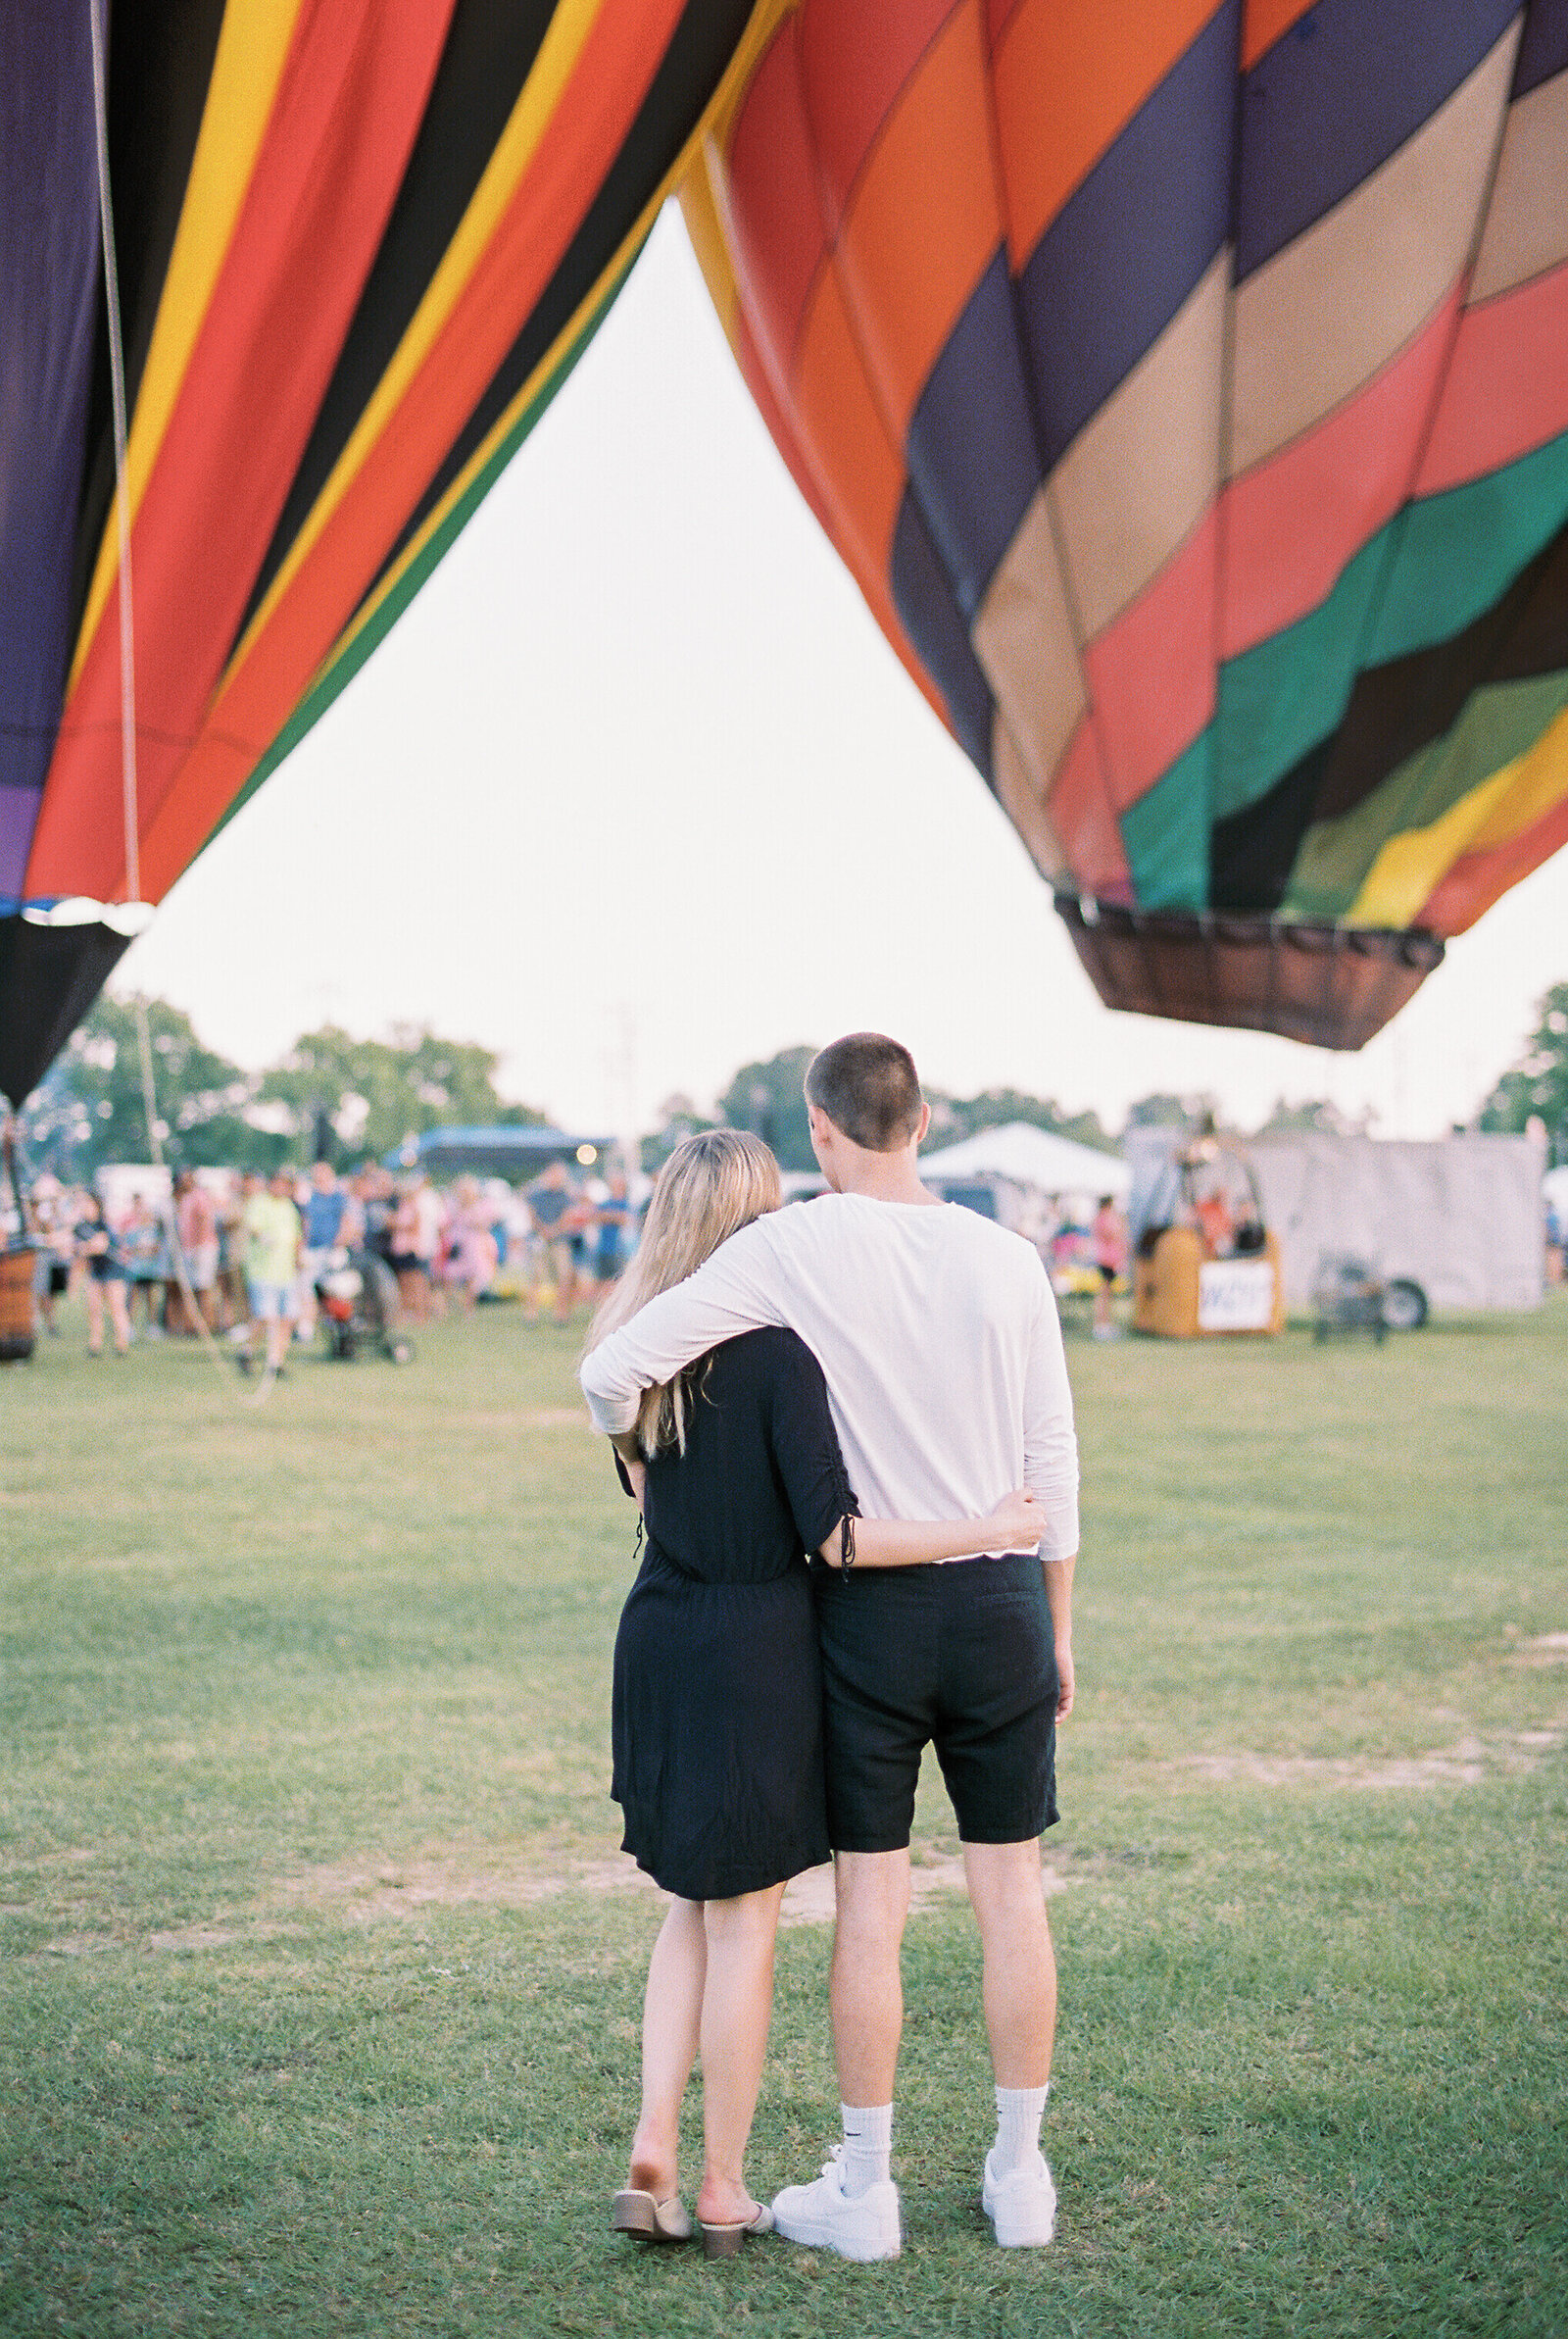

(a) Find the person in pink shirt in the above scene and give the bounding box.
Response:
[1091,1196,1127,1341]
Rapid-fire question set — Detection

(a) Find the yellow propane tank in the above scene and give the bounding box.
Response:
[1134,1225,1203,1337]
[1134,1227,1285,1339]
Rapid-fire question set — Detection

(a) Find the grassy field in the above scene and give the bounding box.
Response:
[2,1293,1564,2338]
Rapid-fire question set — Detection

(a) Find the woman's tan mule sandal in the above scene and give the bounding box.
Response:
[612,2189,694,2244]
[698,2203,774,2259]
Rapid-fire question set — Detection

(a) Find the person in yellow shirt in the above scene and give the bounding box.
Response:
[242,1168,303,1379]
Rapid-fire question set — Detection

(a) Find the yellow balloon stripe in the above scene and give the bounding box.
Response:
[678,159,742,354]
[69,0,307,691]
[1348,700,1568,927]
[220,0,610,684]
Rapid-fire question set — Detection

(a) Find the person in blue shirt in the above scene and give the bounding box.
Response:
[593,1169,637,1292]
[74,1191,132,1357]
[297,1163,349,1341]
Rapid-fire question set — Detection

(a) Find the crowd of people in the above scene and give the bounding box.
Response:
[19,1155,643,1364]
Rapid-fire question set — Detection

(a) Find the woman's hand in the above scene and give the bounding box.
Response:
[980,1486,1046,1552]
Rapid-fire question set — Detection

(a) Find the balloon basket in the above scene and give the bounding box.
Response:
[1055,900,1445,1052]
[0,1244,38,1363]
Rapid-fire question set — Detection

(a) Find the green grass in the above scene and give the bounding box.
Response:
[2,1298,1565,2336]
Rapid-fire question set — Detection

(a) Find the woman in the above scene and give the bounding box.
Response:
[1091,1193,1127,1340]
[584,1131,1045,2258]
[74,1191,132,1357]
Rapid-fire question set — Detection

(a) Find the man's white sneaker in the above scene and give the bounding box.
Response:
[982,2147,1056,2246]
[771,2146,902,2262]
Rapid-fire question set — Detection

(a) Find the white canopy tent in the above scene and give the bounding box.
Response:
[918,1123,1129,1197]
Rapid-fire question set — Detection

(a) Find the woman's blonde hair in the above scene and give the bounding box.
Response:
[584,1128,781,1456]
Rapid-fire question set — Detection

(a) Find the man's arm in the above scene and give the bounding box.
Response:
[1022,1280,1080,1719]
[579,1217,789,1434]
[1043,1551,1075,1719]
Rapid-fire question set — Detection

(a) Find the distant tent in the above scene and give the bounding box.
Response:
[919,1123,1129,1197]
[384,1126,612,1179]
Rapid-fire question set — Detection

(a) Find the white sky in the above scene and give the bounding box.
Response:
[114,208,1568,1142]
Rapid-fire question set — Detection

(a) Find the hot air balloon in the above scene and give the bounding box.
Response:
[682,0,1568,1048]
[0,0,759,1109]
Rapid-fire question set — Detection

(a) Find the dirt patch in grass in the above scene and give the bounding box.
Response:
[273,1841,1078,1932]
[466,1408,591,1431]
[1508,1631,1568,1667]
[1172,1724,1564,1791]
[273,1849,649,1925]
[38,1842,1073,1955]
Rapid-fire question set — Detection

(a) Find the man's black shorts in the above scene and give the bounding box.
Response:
[811,1551,1058,1852]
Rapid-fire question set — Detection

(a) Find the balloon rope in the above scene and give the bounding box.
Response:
[86,0,138,910]
[87,4,265,1401]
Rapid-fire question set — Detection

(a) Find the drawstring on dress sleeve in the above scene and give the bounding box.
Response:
[839,1511,856,1580]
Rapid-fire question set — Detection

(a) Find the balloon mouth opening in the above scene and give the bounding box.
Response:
[17,898,155,938]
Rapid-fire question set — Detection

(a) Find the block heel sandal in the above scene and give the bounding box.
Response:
[612,2189,694,2244]
[699,2204,773,2258]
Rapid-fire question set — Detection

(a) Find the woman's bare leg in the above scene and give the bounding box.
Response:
[627,1898,706,2200]
[696,1883,786,2225]
[106,1282,131,1354]
[85,1280,104,1354]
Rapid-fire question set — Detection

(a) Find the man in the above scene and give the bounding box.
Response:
[581,1034,1077,2260]
[172,1170,220,1333]
[526,1159,580,1323]
[591,1167,636,1293]
[297,1162,348,1341]
[241,1166,303,1378]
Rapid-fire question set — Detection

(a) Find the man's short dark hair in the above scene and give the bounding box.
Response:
[805,1034,923,1152]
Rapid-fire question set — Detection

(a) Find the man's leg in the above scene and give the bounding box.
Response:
[962,1840,1055,2087]
[964,1839,1058,2247]
[830,1848,910,2106]
[770,1849,906,2261]
[266,1300,292,1374]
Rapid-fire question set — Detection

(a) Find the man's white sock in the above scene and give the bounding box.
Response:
[839,2102,893,2197]
[992,2082,1049,2175]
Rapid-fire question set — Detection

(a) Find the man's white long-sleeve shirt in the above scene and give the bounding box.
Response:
[579,1193,1079,1564]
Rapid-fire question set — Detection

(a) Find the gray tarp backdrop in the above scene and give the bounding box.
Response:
[1248,1132,1545,1313]
[1126,1128,1546,1313]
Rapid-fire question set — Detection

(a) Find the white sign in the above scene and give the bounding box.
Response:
[1199,1259,1277,1332]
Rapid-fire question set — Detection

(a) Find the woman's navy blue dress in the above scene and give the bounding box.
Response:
[612,1326,855,1902]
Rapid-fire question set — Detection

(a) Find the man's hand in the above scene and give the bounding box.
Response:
[1043,1551,1075,1719]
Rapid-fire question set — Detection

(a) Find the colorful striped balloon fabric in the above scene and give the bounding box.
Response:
[0,0,755,1106]
[683,0,1568,1047]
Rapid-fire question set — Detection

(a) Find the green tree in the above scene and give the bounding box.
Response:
[26,995,263,1176]
[16,1001,548,1180]
[925,1085,1115,1154]
[1251,1097,1373,1138]
[1479,982,1568,1154]
[1123,1092,1208,1131]
[716,1047,817,1171]
[640,1093,720,1174]
[256,1025,544,1166]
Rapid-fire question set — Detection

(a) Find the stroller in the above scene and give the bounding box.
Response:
[315,1246,415,1365]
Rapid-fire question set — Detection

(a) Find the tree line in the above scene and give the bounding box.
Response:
[18,997,544,1177]
[17,979,1567,1182]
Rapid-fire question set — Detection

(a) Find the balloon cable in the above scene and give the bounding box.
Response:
[87,3,270,1403]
